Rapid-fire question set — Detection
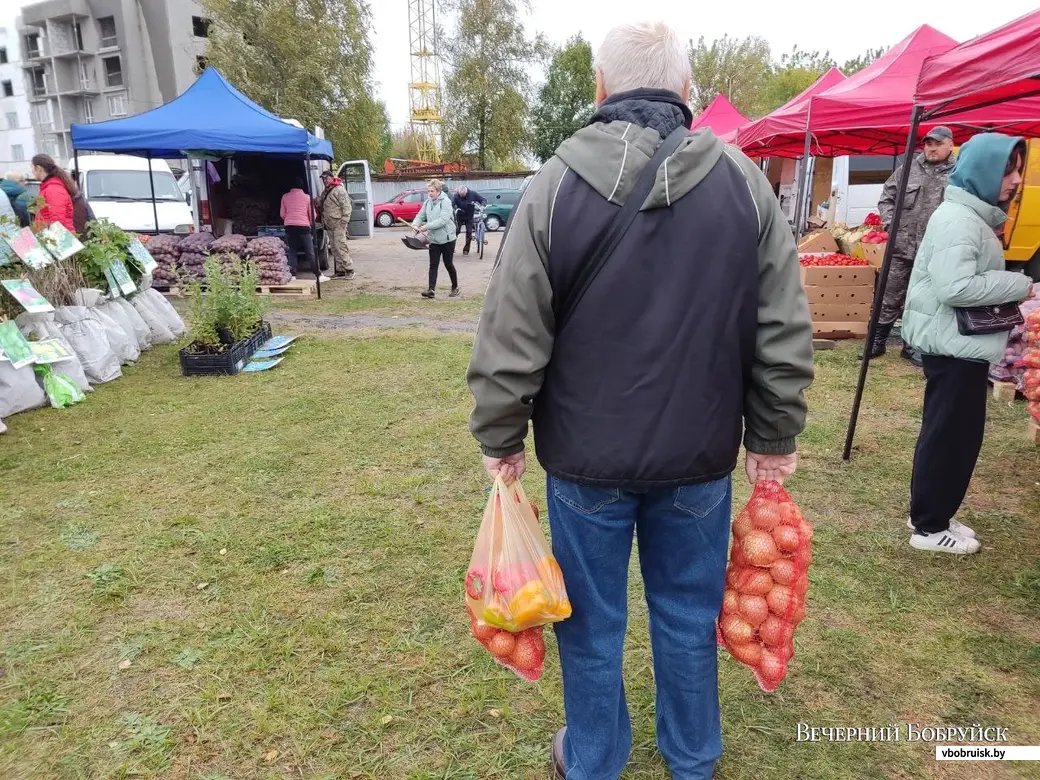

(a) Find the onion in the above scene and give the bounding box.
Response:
[721,614,755,645]
[734,568,774,596]
[722,588,740,615]
[750,500,781,531]
[772,525,802,553]
[729,641,762,667]
[742,530,780,567]
[771,558,797,586]
[738,594,770,627]
[758,648,786,683]
[758,615,793,648]
[767,585,794,617]
[732,511,754,539]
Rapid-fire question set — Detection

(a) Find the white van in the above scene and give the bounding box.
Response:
[830,155,898,227]
[73,154,195,234]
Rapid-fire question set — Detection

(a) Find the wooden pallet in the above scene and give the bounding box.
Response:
[1030,419,1040,446]
[157,281,315,298]
[991,380,1019,402]
[811,321,868,340]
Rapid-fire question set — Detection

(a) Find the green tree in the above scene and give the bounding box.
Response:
[841,46,885,76]
[688,35,772,116]
[759,46,836,114]
[441,0,548,170]
[200,0,386,166]
[531,35,595,163]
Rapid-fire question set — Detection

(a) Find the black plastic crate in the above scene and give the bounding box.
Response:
[178,321,272,377]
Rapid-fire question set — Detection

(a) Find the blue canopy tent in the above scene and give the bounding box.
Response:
[70,68,333,295]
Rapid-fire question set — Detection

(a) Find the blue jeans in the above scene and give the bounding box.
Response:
[548,474,732,780]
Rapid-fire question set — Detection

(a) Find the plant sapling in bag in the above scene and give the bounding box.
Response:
[465,477,571,681]
[717,480,812,692]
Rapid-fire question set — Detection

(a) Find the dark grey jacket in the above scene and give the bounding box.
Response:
[467,91,814,487]
[878,152,956,260]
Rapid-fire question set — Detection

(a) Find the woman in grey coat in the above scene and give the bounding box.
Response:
[412,179,460,299]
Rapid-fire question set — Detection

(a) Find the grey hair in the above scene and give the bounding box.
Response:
[595,22,690,96]
[426,178,445,193]
[4,170,27,183]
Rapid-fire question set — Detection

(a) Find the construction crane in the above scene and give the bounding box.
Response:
[407,0,443,163]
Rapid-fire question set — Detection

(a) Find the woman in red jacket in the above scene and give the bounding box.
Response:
[31,154,76,233]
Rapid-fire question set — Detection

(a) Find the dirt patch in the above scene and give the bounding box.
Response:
[269,311,476,333]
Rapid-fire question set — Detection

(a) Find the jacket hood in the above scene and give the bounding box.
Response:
[556,103,724,209]
[948,133,1024,206]
[0,179,26,198]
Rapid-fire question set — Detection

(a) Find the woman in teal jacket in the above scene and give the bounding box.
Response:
[903,133,1032,555]
[412,179,460,299]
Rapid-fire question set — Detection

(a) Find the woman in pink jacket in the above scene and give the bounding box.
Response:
[280,178,315,279]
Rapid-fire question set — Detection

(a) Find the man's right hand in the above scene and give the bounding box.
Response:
[745,452,797,485]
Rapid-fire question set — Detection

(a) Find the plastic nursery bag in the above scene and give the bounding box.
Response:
[465,478,571,681]
[717,481,813,693]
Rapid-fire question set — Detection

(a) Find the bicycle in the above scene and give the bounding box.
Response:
[472,203,487,260]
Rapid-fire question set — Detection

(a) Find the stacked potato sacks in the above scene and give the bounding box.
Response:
[210,234,249,274]
[247,237,293,285]
[1023,309,1040,421]
[717,481,813,692]
[176,232,216,282]
[147,234,182,287]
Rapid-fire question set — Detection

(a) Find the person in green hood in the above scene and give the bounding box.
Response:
[902,133,1033,555]
[1,171,32,227]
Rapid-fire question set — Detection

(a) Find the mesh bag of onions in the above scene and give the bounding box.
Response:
[717,480,812,692]
[1022,310,1040,421]
[211,234,249,254]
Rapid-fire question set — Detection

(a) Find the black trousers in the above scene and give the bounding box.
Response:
[456,215,474,253]
[910,355,990,534]
[428,241,458,291]
[284,225,315,275]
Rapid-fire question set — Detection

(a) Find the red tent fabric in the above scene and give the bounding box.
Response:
[690,94,749,138]
[764,25,958,157]
[735,68,846,158]
[915,10,1040,114]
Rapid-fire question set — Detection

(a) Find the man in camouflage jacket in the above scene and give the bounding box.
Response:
[868,126,956,363]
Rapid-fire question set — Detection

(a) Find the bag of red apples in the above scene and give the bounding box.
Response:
[465,477,572,682]
[717,480,813,692]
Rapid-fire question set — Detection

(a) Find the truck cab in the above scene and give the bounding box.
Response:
[73,154,195,234]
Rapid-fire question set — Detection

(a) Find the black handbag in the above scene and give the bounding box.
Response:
[954,303,1024,336]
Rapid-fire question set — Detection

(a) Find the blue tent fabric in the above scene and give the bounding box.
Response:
[71,69,333,159]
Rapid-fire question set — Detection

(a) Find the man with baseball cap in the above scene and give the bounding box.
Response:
[317,170,354,280]
[869,126,956,364]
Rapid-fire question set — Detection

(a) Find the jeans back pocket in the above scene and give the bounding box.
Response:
[673,477,731,519]
[551,477,621,516]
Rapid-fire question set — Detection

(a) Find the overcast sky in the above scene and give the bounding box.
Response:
[372,0,1039,128]
[9,0,1038,130]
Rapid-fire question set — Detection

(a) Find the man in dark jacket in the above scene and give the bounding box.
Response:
[467,21,813,780]
[452,185,485,255]
[869,126,956,363]
[1,172,32,227]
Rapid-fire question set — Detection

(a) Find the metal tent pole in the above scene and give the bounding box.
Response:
[791,102,814,239]
[146,153,159,233]
[303,153,321,299]
[842,105,923,461]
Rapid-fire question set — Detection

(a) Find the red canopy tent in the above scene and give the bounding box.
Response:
[844,10,1040,460]
[690,94,750,138]
[915,9,1040,116]
[735,68,846,157]
[763,26,958,158]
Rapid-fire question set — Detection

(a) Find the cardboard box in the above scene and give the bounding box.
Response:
[861,242,887,269]
[809,303,871,322]
[804,285,874,305]
[799,266,875,287]
[797,230,839,254]
[812,322,869,340]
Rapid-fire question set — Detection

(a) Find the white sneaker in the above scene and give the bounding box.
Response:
[909,529,981,555]
[907,517,976,538]
[318,274,331,283]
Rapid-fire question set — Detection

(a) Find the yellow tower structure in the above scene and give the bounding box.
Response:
[407,0,443,162]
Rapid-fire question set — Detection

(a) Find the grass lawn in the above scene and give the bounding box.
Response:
[1,293,1038,779]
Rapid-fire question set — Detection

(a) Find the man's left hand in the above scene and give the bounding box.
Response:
[484,452,526,483]
[745,452,797,485]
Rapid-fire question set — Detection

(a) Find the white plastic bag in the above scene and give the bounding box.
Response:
[131,294,176,345]
[53,305,122,384]
[140,288,186,337]
[15,312,93,393]
[109,297,152,351]
[0,361,47,417]
[95,303,140,364]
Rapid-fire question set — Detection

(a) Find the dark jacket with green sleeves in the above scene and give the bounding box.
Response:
[466,89,814,488]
